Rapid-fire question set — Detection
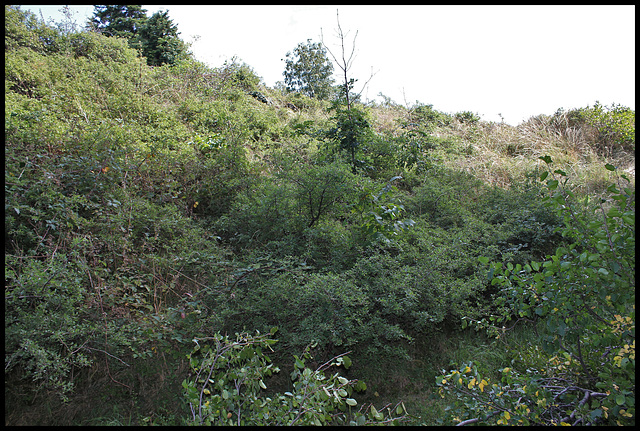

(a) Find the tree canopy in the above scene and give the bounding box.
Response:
[88,5,187,65]
[89,5,147,40]
[137,10,188,66]
[283,39,335,100]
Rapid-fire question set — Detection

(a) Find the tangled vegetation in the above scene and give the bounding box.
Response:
[5,5,634,426]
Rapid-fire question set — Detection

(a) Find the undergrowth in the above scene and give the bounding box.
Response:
[4,6,634,426]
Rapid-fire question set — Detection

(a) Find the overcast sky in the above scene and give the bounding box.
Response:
[21,5,635,125]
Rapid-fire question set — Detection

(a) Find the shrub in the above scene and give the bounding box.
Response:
[455,111,480,124]
[438,158,635,425]
[407,103,452,130]
[555,103,635,155]
[183,330,407,425]
[215,161,357,250]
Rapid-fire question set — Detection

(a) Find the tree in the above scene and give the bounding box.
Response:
[320,9,377,174]
[136,10,188,66]
[320,10,375,110]
[89,6,187,66]
[283,39,335,100]
[327,105,373,174]
[88,5,147,43]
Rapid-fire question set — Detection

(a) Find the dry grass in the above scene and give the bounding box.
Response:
[369,103,409,137]
[369,104,634,195]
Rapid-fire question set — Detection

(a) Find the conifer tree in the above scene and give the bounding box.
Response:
[136,10,188,66]
[89,5,147,45]
[89,6,188,66]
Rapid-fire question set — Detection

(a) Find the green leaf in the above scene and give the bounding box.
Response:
[341,355,352,369]
[346,398,357,406]
[354,380,367,392]
[539,155,553,164]
[605,163,616,171]
[370,405,378,418]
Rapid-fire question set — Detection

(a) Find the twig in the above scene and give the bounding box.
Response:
[83,346,130,366]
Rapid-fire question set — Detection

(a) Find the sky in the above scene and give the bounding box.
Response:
[20,5,635,125]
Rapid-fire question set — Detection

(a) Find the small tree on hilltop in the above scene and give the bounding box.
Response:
[136,10,188,66]
[283,39,335,100]
[88,5,147,47]
[320,9,376,174]
[88,6,188,66]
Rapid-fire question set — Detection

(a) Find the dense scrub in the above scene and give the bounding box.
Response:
[5,6,634,425]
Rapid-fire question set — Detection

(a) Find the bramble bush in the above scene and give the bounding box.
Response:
[437,157,634,425]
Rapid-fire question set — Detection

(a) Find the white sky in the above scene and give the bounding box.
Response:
[20,5,636,125]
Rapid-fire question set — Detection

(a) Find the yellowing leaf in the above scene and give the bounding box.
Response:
[503,411,511,421]
[479,379,488,392]
[468,377,476,389]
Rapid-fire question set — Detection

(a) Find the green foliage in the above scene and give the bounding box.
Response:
[136,10,189,66]
[5,251,95,400]
[326,105,374,173]
[4,5,634,426]
[455,110,481,124]
[183,330,407,425]
[215,160,356,249]
[89,5,148,40]
[226,60,262,93]
[287,161,356,228]
[440,158,635,425]
[89,5,188,66]
[65,31,139,63]
[5,5,58,53]
[555,102,635,154]
[408,103,453,130]
[283,39,335,100]
[580,102,635,151]
[350,176,415,245]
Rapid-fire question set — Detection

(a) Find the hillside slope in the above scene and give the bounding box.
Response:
[5,6,634,426]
